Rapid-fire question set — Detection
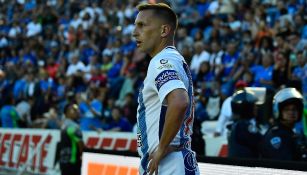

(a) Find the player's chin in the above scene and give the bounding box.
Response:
[137,46,145,52]
[136,42,143,48]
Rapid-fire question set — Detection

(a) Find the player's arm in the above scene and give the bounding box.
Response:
[148,88,188,175]
[158,88,188,151]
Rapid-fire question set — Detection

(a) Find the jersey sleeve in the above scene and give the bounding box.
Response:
[67,126,82,142]
[150,57,187,104]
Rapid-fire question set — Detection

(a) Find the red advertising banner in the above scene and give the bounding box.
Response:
[83,131,137,152]
[0,129,60,174]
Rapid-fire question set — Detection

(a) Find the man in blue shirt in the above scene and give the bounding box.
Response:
[1,95,19,128]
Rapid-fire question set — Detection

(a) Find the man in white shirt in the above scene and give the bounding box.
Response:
[66,54,86,76]
[190,41,210,75]
[214,95,232,137]
[26,17,42,37]
[133,2,199,175]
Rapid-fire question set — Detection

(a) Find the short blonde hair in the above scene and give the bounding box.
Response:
[136,2,178,31]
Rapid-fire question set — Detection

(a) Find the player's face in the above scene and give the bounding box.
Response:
[281,104,298,128]
[133,10,162,57]
[67,104,80,120]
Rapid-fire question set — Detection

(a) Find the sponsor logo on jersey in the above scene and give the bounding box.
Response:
[270,136,281,149]
[137,132,142,147]
[157,63,173,69]
[160,59,168,64]
[155,70,180,90]
[184,151,197,171]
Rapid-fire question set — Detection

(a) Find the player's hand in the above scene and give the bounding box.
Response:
[147,148,165,175]
[147,146,180,175]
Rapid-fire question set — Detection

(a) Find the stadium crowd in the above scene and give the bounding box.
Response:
[0,0,306,158]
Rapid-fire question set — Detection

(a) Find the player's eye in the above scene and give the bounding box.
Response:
[137,22,145,28]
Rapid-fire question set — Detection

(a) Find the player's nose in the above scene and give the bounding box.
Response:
[132,28,139,38]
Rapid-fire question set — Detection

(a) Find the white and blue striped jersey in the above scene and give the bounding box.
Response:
[136,46,195,173]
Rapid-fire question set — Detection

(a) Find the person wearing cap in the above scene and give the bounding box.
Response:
[261,88,306,161]
[227,89,263,158]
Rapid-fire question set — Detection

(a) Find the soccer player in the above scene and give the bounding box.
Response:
[133,3,200,175]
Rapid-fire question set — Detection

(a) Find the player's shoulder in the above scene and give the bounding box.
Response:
[162,46,182,58]
[151,48,182,69]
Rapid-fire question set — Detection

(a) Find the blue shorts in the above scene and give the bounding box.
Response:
[140,149,200,175]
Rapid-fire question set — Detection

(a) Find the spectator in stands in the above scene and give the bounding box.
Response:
[221,41,240,81]
[105,106,132,132]
[287,32,307,52]
[45,57,60,79]
[15,97,33,127]
[24,70,51,123]
[79,40,97,65]
[66,54,86,76]
[87,66,107,89]
[176,27,193,60]
[78,89,103,131]
[0,69,9,103]
[12,70,27,102]
[190,41,210,76]
[0,94,20,128]
[107,51,125,99]
[122,92,137,126]
[291,51,306,81]
[84,55,101,76]
[219,41,240,97]
[43,106,62,129]
[272,51,290,89]
[250,52,274,89]
[257,36,274,55]
[208,40,224,77]
[194,61,216,121]
[115,65,137,107]
[290,51,307,101]
[71,69,87,93]
[254,21,273,49]
[25,16,42,38]
[293,14,307,39]
[227,14,241,32]
[101,50,114,74]
[107,51,124,80]
[102,97,116,121]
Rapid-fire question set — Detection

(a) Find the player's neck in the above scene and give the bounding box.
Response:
[150,39,174,58]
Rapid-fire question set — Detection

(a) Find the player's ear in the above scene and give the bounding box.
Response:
[161,24,171,38]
